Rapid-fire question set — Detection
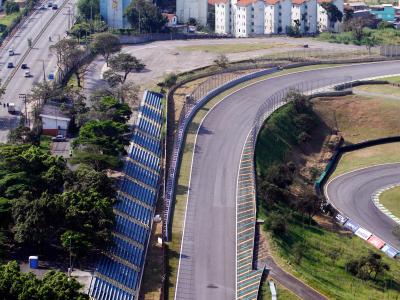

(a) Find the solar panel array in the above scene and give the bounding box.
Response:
[89,91,163,300]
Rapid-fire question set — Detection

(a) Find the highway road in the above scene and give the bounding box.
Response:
[326,163,400,249]
[0,0,75,142]
[174,61,400,300]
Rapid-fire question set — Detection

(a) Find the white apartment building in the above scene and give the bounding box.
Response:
[264,0,292,34]
[214,0,342,36]
[291,0,318,33]
[177,0,208,26]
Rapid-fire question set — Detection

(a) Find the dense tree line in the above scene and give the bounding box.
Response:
[0,144,115,258]
[0,261,88,300]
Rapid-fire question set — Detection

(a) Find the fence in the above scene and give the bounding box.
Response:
[163,67,279,240]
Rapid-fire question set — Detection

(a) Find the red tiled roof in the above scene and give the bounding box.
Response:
[265,0,280,4]
[292,0,307,4]
[236,0,259,6]
[317,0,332,3]
[208,0,228,4]
[162,13,176,22]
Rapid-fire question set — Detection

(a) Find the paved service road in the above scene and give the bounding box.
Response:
[174,61,400,300]
[326,163,400,249]
[0,0,75,142]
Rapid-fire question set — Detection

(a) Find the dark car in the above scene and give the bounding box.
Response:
[48,2,52,7]
[21,64,28,69]
[52,4,58,9]
[7,62,13,68]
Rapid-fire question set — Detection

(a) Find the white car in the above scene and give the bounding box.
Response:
[24,70,31,77]
[8,49,14,56]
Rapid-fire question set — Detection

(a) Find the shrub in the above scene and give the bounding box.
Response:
[265,211,288,236]
[5,1,20,14]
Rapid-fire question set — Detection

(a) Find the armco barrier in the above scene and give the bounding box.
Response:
[163,67,279,240]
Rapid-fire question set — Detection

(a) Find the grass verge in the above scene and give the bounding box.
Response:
[0,12,20,27]
[255,94,400,299]
[166,63,339,298]
[380,186,400,220]
[331,142,400,178]
[354,84,400,98]
[259,278,300,300]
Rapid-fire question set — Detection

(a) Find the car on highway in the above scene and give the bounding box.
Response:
[52,135,66,142]
[48,2,52,7]
[7,62,14,68]
[39,4,46,9]
[24,70,31,77]
[21,64,28,69]
[8,49,14,56]
[52,4,58,9]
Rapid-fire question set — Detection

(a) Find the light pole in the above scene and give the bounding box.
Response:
[19,94,29,127]
[39,59,46,82]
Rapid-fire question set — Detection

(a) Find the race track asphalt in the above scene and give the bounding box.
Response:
[326,163,400,249]
[174,61,400,300]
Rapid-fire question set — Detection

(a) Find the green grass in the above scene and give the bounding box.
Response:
[266,214,400,300]
[381,76,400,83]
[176,42,296,54]
[39,135,52,152]
[355,84,400,98]
[166,63,340,299]
[318,28,400,46]
[259,279,300,300]
[0,12,20,28]
[380,186,400,219]
[331,143,400,178]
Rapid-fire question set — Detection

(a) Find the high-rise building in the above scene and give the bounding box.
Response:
[100,0,132,28]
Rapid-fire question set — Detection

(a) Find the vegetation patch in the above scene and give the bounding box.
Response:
[354,84,400,98]
[176,43,296,54]
[255,93,400,299]
[380,186,400,220]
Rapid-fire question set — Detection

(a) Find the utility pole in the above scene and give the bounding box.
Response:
[19,94,29,127]
[40,59,46,81]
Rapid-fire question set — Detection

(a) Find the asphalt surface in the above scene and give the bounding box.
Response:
[326,163,400,249]
[0,0,75,142]
[174,61,400,300]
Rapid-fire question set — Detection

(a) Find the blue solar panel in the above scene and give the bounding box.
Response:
[90,90,163,300]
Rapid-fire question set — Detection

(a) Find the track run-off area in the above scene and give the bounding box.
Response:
[174,61,400,300]
[326,163,400,250]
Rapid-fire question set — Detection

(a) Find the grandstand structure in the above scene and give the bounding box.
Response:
[89,91,164,300]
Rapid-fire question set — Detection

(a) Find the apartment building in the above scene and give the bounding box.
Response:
[213,0,343,36]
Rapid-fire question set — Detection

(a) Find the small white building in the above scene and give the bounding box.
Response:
[39,104,70,137]
[163,13,178,26]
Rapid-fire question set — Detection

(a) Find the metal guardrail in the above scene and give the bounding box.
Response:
[163,68,278,240]
[235,76,352,300]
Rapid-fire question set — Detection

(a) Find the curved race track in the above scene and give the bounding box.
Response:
[326,163,400,249]
[174,61,400,300]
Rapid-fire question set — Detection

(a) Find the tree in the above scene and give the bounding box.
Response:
[103,69,123,87]
[69,22,91,42]
[93,96,132,123]
[214,54,229,68]
[265,211,288,236]
[61,230,91,259]
[74,120,128,156]
[38,270,88,300]
[108,53,145,83]
[320,2,343,28]
[124,0,167,33]
[363,35,378,55]
[91,33,121,65]
[345,252,390,281]
[187,17,197,26]
[163,73,178,88]
[77,0,100,20]
[5,1,19,14]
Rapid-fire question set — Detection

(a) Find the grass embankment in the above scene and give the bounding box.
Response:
[0,12,20,28]
[259,279,300,300]
[311,94,400,177]
[355,84,400,98]
[255,96,400,299]
[176,42,296,54]
[380,186,400,219]
[318,28,400,45]
[166,64,339,298]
